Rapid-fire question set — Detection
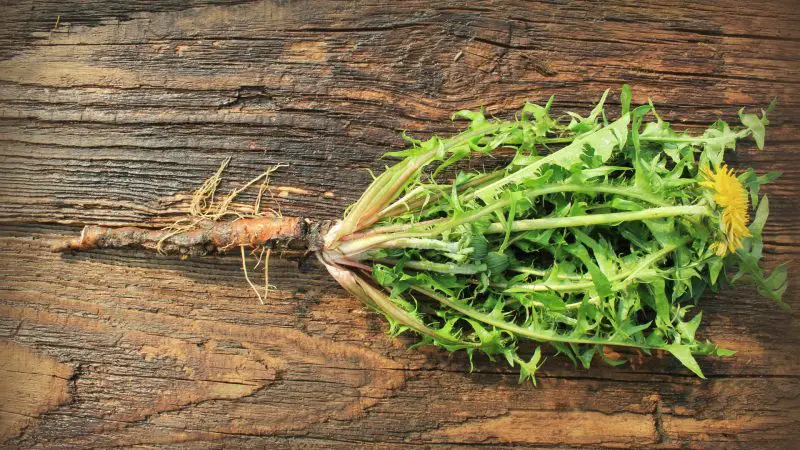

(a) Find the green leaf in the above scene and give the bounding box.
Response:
[486,251,509,275]
[466,319,506,356]
[473,113,629,201]
[522,96,556,137]
[565,244,612,298]
[578,346,596,369]
[517,346,544,385]
[739,100,774,150]
[470,234,489,260]
[749,195,770,236]
[551,342,578,365]
[601,352,628,367]
[372,264,397,287]
[740,169,781,208]
[677,312,702,341]
[620,84,632,116]
[572,229,615,278]
[531,292,566,311]
[611,197,644,211]
[452,108,487,128]
[646,330,666,348]
[650,278,671,328]
[757,264,789,305]
[693,341,736,357]
[715,347,737,357]
[665,344,705,378]
[708,258,724,286]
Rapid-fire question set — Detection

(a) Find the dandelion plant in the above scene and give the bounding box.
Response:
[59,86,787,383]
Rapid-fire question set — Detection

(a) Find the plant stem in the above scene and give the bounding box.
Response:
[639,136,706,143]
[638,130,748,144]
[378,237,460,253]
[334,183,674,258]
[373,258,487,275]
[484,204,708,234]
[509,266,589,280]
[480,135,577,146]
[541,136,577,144]
[432,183,668,236]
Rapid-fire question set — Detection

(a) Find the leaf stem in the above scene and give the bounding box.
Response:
[484,204,708,234]
[373,258,487,275]
[377,237,460,253]
[335,183,674,258]
[432,183,668,236]
[509,266,589,280]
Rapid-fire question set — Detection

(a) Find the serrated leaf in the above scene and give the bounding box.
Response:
[486,251,509,274]
[565,244,612,298]
[678,313,702,341]
[518,346,544,385]
[620,84,632,116]
[650,278,670,328]
[739,103,772,150]
[665,344,705,378]
[578,346,596,369]
[749,195,770,236]
[708,258,724,286]
[531,292,566,312]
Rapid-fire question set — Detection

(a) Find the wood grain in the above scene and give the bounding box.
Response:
[0,1,798,447]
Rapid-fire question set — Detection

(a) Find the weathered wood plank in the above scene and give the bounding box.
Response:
[0,0,798,447]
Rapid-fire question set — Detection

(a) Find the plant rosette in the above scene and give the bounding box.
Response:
[318,86,786,384]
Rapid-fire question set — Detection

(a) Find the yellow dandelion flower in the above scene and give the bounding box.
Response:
[700,164,752,256]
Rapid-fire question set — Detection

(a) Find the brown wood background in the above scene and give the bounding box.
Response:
[1,1,799,448]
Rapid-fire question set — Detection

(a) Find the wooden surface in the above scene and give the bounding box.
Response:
[1,1,799,448]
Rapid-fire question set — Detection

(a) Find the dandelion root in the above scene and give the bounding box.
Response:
[54,216,331,256]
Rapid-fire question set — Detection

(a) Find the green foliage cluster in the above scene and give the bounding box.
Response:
[320,86,786,384]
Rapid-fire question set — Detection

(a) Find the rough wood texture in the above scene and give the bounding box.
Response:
[1,1,799,448]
